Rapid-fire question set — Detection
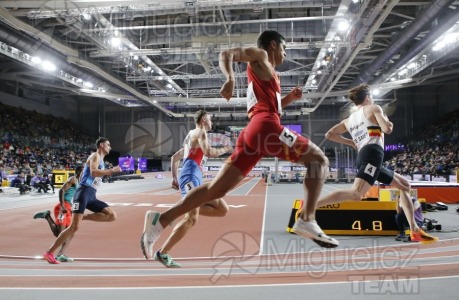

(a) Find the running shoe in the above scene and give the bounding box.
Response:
[154,251,182,268]
[56,254,74,262]
[43,252,59,264]
[140,211,164,259]
[395,233,406,241]
[33,210,50,219]
[410,229,439,244]
[292,218,339,248]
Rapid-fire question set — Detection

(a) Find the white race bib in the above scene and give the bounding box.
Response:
[279,127,297,148]
[91,177,102,190]
[246,82,257,112]
[364,163,377,177]
[276,92,282,115]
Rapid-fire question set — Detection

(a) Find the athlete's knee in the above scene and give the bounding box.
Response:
[216,199,229,217]
[184,211,199,227]
[303,154,329,179]
[308,151,329,167]
[350,189,365,201]
[398,177,410,192]
[320,153,329,167]
[108,211,117,222]
[104,209,117,222]
[69,223,80,233]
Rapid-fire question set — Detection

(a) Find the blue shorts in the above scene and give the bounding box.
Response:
[179,159,203,197]
[72,185,109,214]
[179,174,202,197]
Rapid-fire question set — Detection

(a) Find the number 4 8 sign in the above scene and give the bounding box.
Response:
[352,220,383,231]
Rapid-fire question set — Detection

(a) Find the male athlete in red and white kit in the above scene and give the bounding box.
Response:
[141,30,338,255]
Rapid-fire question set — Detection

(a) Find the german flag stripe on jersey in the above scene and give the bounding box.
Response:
[367,126,382,137]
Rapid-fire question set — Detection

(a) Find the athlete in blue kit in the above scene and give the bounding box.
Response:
[43,137,122,264]
[141,110,232,267]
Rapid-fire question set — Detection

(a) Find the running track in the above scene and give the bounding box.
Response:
[1,174,458,299]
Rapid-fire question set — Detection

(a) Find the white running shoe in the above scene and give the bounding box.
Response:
[140,210,164,259]
[293,218,339,248]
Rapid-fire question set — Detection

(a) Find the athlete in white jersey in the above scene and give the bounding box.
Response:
[315,83,437,244]
[141,110,232,267]
[43,137,122,264]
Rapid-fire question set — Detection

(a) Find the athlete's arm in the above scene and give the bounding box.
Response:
[88,153,121,177]
[281,86,303,108]
[197,130,232,158]
[58,176,75,212]
[171,148,184,181]
[325,120,357,149]
[219,47,272,100]
[371,105,393,134]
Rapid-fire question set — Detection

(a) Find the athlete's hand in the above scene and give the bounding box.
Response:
[224,145,233,153]
[220,78,235,101]
[289,86,303,101]
[171,178,179,190]
[112,166,122,173]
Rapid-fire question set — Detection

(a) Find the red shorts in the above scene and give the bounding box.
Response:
[227,112,310,176]
[54,202,72,227]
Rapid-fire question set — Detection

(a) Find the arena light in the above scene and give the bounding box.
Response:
[41,61,56,72]
[338,20,350,32]
[111,37,121,47]
[83,81,94,88]
[433,41,446,51]
[31,56,41,64]
[398,69,408,76]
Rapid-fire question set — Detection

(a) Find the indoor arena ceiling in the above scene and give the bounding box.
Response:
[0,0,459,117]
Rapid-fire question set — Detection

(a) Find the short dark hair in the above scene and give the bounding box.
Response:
[95,137,108,148]
[194,110,208,125]
[257,30,285,50]
[349,84,371,105]
[75,165,83,175]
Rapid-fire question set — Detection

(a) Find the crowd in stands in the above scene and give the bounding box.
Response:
[384,109,459,176]
[1,102,458,193]
[0,102,96,193]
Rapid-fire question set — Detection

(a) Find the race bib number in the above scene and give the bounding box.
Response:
[279,127,297,148]
[276,92,282,115]
[72,202,79,211]
[91,177,102,190]
[364,163,377,177]
[184,181,194,194]
[246,82,257,112]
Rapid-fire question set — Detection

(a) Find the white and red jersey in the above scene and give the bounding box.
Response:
[182,129,205,169]
[246,64,282,117]
[346,107,384,152]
